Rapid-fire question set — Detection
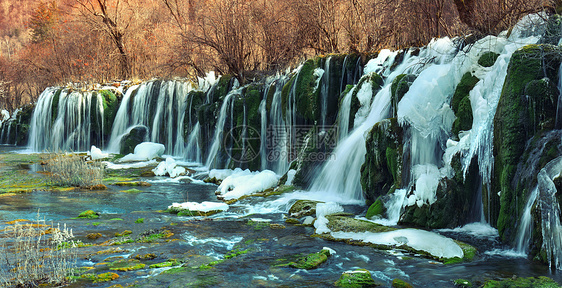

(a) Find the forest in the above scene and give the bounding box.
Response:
[0,0,558,111]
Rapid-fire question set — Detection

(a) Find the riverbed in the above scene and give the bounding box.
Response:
[0,145,560,287]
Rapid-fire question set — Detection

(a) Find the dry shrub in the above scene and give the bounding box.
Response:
[43,151,105,189]
[0,213,77,287]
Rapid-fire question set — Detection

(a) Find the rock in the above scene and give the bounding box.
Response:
[390,74,416,118]
[288,249,331,269]
[361,118,403,205]
[392,279,413,288]
[78,210,100,219]
[478,51,500,67]
[451,72,479,138]
[115,230,132,237]
[119,125,149,155]
[454,279,473,287]
[335,269,381,287]
[482,276,560,288]
[326,215,395,233]
[365,197,385,219]
[288,200,322,218]
[87,233,103,240]
[141,170,156,177]
[493,44,562,243]
[401,153,480,229]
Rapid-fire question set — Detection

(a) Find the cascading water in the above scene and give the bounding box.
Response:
[516,157,562,269]
[205,91,237,168]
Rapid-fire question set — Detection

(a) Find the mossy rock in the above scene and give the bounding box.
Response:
[401,153,480,229]
[365,197,385,219]
[149,260,181,269]
[478,52,500,67]
[451,72,479,114]
[288,200,322,218]
[392,279,414,288]
[483,276,560,288]
[119,125,149,155]
[493,44,562,242]
[335,269,381,287]
[78,210,100,219]
[452,96,474,136]
[360,118,403,205]
[349,73,384,128]
[454,279,473,287]
[107,259,145,272]
[74,272,120,283]
[287,249,331,269]
[326,215,395,233]
[390,74,416,118]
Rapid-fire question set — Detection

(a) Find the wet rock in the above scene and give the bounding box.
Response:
[335,269,381,287]
[451,72,479,139]
[365,197,385,219]
[325,215,395,233]
[361,118,403,205]
[392,279,413,288]
[478,51,500,67]
[78,210,100,219]
[390,74,416,118]
[288,200,323,218]
[87,233,103,240]
[493,44,562,244]
[119,125,149,155]
[283,249,331,270]
[454,279,473,287]
[482,276,560,287]
[114,181,151,187]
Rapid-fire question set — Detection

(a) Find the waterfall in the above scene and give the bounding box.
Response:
[185,122,201,163]
[555,62,562,129]
[516,157,562,269]
[320,56,332,126]
[28,88,57,150]
[268,78,290,174]
[206,91,237,168]
[108,85,140,152]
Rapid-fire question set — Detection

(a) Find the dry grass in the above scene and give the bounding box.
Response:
[42,151,105,189]
[0,212,77,287]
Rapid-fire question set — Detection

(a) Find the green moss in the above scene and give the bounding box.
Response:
[99,90,120,137]
[390,74,416,117]
[288,200,322,218]
[361,118,403,204]
[325,215,395,233]
[115,230,132,237]
[452,96,474,136]
[149,260,181,269]
[452,72,479,113]
[392,279,413,288]
[493,44,562,242]
[286,249,331,269]
[335,269,380,287]
[483,276,560,288]
[77,210,99,219]
[73,272,120,283]
[454,279,473,287]
[365,197,385,219]
[109,218,123,221]
[120,188,141,193]
[478,52,500,67]
[51,89,62,124]
[135,218,144,224]
[107,259,145,272]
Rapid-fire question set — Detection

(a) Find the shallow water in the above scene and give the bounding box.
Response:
[1,149,561,287]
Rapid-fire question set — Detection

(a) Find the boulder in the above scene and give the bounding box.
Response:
[119,126,149,155]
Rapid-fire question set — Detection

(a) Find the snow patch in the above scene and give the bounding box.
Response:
[217,169,280,200]
[89,145,109,160]
[168,201,228,213]
[331,228,464,259]
[119,142,165,162]
[153,157,186,178]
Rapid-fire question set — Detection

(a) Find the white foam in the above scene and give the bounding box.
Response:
[89,145,109,160]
